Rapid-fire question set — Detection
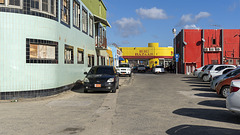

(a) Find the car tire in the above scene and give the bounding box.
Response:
[221,86,230,98]
[202,75,209,82]
[129,73,132,77]
[84,89,88,93]
[112,87,116,93]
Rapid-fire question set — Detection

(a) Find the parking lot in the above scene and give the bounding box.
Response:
[0,73,240,135]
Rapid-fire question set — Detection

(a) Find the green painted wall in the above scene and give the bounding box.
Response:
[81,0,107,19]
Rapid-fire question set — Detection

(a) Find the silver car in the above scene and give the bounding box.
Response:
[226,79,240,114]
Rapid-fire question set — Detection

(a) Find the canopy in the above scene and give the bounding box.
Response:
[94,14,111,28]
[119,56,125,61]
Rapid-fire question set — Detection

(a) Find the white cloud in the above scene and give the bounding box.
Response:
[179,12,210,25]
[114,18,144,38]
[184,24,200,29]
[136,7,168,19]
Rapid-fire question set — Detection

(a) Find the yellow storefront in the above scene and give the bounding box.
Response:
[120,43,174,68]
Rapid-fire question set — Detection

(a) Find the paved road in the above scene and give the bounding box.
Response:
[0,73,240,135]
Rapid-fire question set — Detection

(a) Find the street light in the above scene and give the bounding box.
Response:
[172,28,177,74]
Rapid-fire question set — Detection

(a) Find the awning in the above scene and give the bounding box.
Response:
[106,49,113,57]
[94,14,111,28]
[119,56,125,61]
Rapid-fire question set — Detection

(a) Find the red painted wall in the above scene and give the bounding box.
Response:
[176,29,240,74]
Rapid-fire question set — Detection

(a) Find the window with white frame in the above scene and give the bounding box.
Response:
[9,0,20,6]
[61,0,69,24]
[73,0,80,28]
[30,0,55,15]
[82,7,88,34]
[89,14,93,37]
[65,45,74,64]
[0,0,4,4]
[77,48,84,64]
[99,26,103,44]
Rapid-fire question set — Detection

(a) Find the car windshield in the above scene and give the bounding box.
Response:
[226,68,240,77]
[88,67,114,75]
[119,64,129,67]
[156,66,164,68]
[138,65,145,67]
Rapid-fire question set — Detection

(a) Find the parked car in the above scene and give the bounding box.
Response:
[137,65,146,72]
[226,79,240,114]
[83,66,119,93]
[193,66,204,77]
[116,63,132,77]
[199,64,235,82]
[152,65,165,73]
[198,64,213,79]
[208,66,236,81]
[210,68,240,90]
[215,71,240,98]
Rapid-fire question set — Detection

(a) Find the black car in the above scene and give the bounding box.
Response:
[83,66,119,93]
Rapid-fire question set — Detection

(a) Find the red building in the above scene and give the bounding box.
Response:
[175,29,240,74]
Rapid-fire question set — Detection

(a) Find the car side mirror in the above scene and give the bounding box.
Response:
[84,72,88,75]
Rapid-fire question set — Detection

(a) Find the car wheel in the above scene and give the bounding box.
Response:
[221,86,230,98]
[112,87,116,93]
[84,89,88,93]
[129,73,132,77]
[202,75,209,82]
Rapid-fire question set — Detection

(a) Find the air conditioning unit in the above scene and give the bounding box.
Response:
[204,48,209,52]
[210,47,215,51]
[215,47,222,51]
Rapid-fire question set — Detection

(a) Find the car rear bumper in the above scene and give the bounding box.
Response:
[226,92,240,114]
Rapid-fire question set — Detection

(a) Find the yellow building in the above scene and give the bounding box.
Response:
[120,43,174,68]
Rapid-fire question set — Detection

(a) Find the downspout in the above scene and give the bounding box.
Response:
[221,29,224,64]
[182,29,185,74]
[202,29,205,66]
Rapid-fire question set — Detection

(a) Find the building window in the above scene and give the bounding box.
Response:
[61,0,70,25]
[89,14,93,37]
[30,0,55,15]
[82,7,88,34]
[212,39,216,44]
[99,26,102,44]
[65,45,74,64]
[88,54,94,67]
[73,0,80,29]
[0,0,5,4]
[31,0,39,10]
[9,0,20,6]
[77,48,84,64]
[101,56,105,65]
[97,55,99,65]
[26,39,58,64]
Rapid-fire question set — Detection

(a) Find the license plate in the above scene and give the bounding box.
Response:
[95,84,101,87]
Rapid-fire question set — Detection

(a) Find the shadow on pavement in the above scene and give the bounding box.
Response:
[189,85,210,88]
[198,100,226,108]
[192,88,214,92]
[166,124,240,135]
[173,108,240,124]
[194,93,222,98]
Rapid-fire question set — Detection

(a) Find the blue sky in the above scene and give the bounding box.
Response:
[103,0,240,47]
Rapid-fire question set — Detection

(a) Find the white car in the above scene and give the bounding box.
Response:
[117,63,132,77]
[210,68,240,90]
[152,65,164,73]
[226,79,240,114]
[193,66,204,77]
[200,64,236,82]
[208,67,236,81]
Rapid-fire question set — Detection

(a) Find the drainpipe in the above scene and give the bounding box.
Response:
[182,29,185,74]
[221,29,224,64]
[202,29,205,66]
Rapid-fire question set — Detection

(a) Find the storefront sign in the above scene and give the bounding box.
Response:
[135,50,153,56]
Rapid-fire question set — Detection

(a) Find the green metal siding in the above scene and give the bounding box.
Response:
[81,0,107,19]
